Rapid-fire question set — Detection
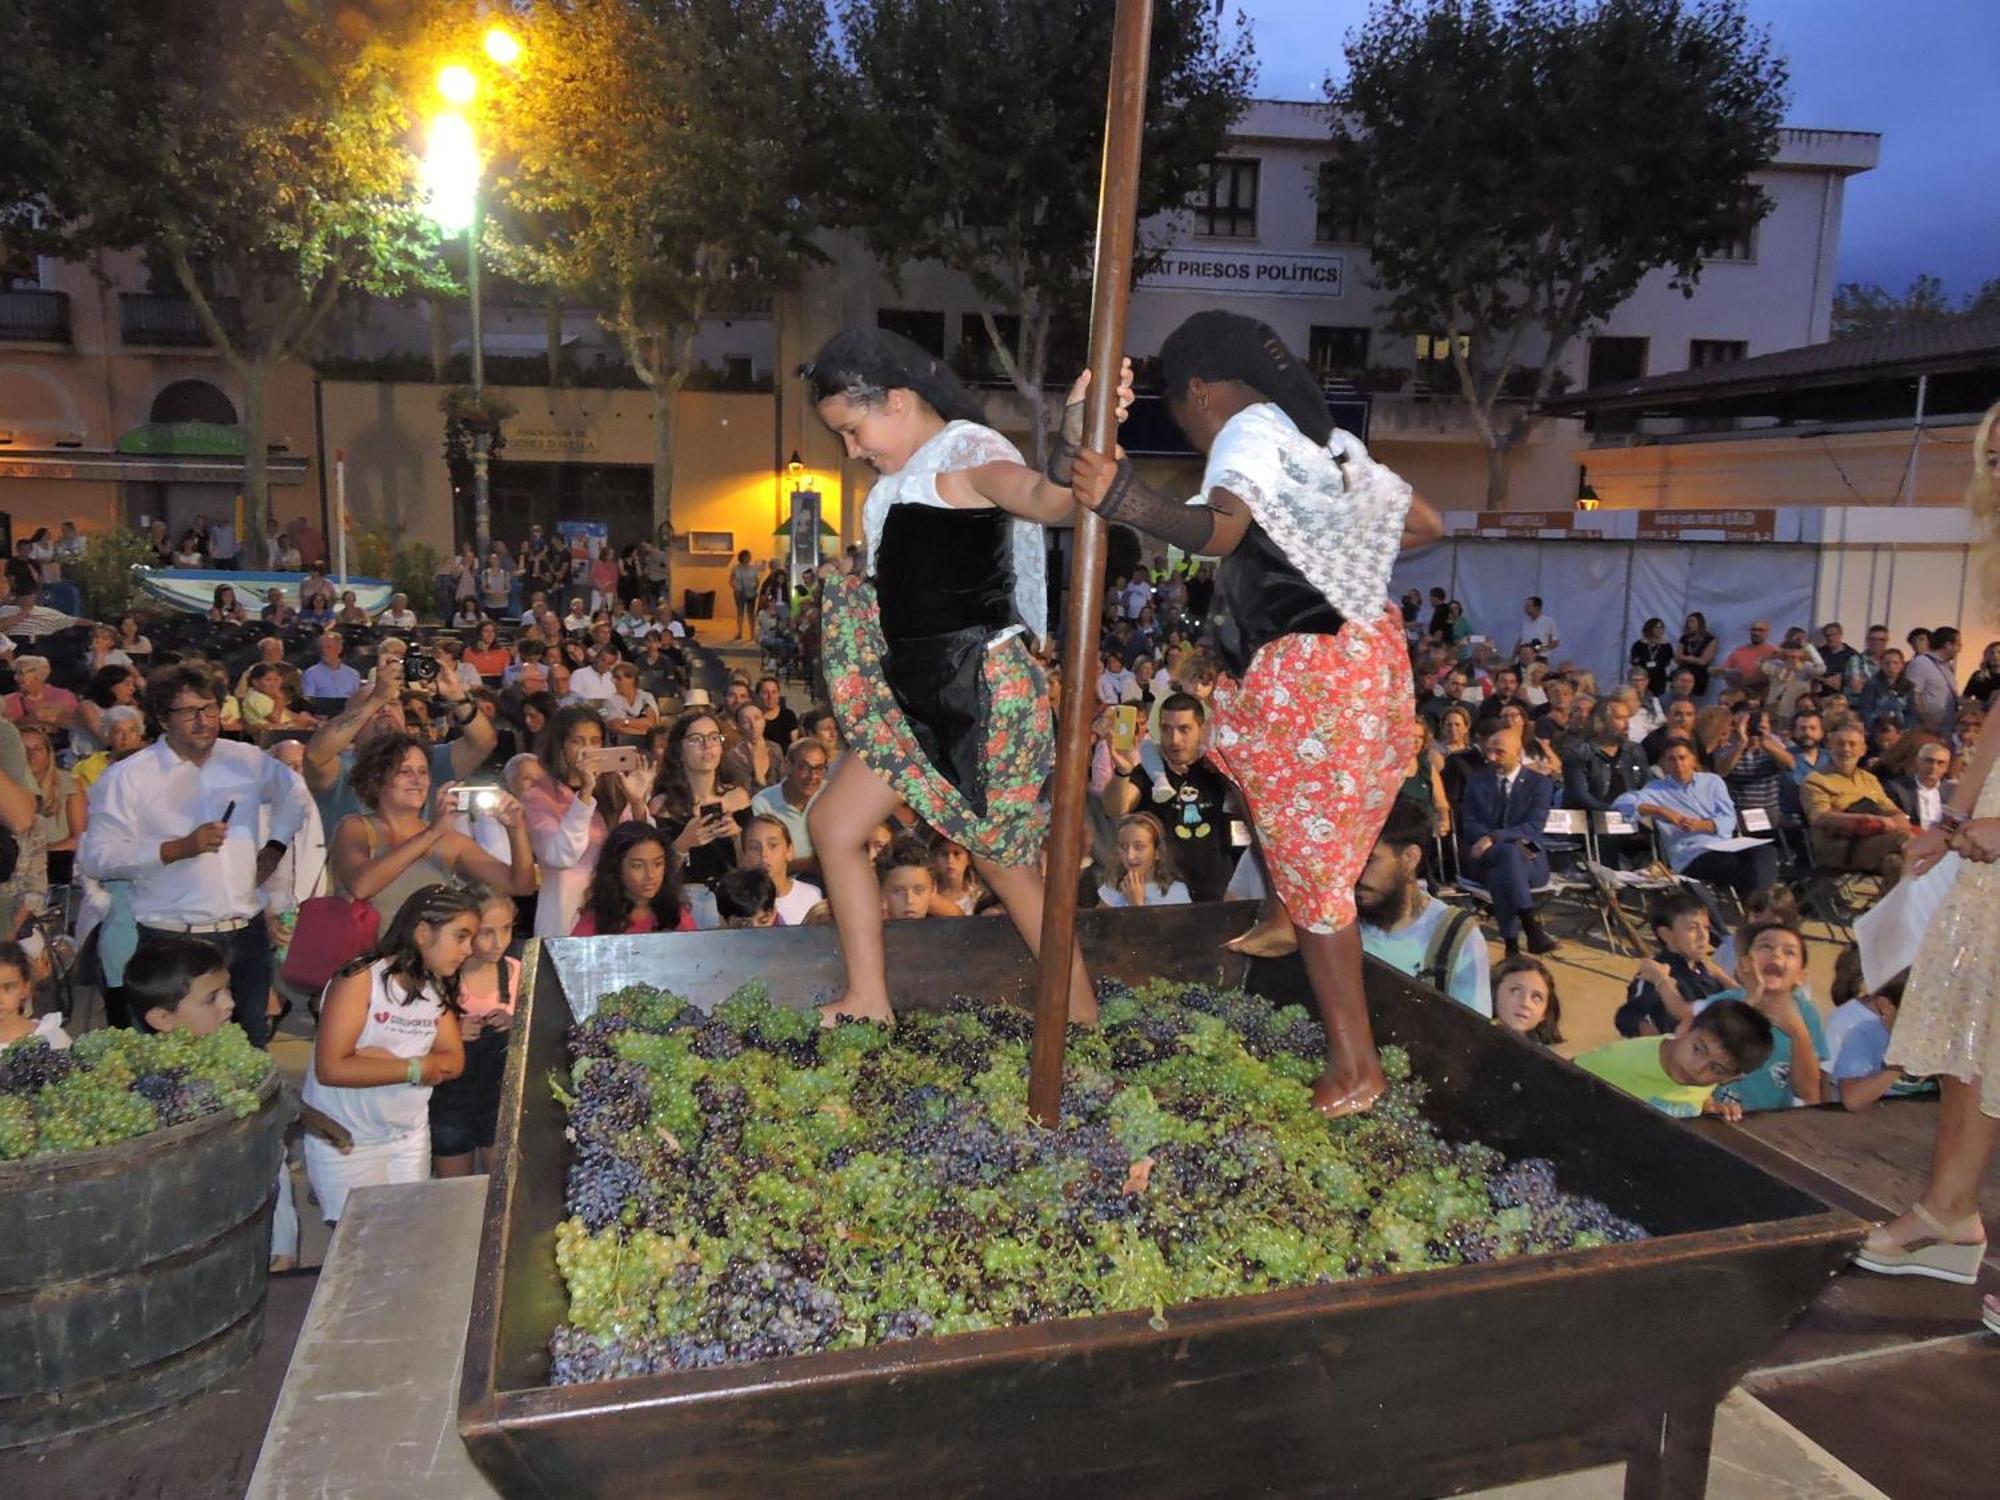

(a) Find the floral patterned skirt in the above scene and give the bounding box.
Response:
[822,573,1052,868]
[1208,608,1413,933]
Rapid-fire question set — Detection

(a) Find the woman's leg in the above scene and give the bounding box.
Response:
[1296,919,1386,1118]
[970,855,1097,1025]
[808,753,904,1023]
[1874,1075,1999,1245]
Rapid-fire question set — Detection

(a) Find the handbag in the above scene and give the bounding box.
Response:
[279,818,380,993]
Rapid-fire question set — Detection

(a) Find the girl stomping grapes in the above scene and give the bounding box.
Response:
[1073,312,1443,1116]
[800,328,1129,1026]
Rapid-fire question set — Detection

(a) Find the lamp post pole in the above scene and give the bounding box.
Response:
[468,192,491,562]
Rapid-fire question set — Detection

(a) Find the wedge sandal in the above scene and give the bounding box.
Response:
[1852,1202,1986,1285]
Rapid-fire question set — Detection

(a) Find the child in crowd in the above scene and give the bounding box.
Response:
[1824,945,1933,1112]
[929,835,989,916]
[877,835,936,921]
[863,820,897,867]
[1616,889,1735,1037]
[430,887,519,1178]
[740,814,823,926]
[1491,955,1563,1045]
[714,867,778,929]
[1577,999,1775,1120]
[1693,918,1828,1112]
[570,823,694,935]
[1096,812,1191,909]
[0,940,66,1050]
[1711,884,1800,973]
[302,885,477,1224]
[127,935,296,1269]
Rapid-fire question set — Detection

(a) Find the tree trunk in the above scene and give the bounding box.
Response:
[651,383,677,605]
[239,363,273,543]
[1483,438,1515,511]
[545,296,563,387]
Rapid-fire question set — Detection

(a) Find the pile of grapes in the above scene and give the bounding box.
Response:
[547,979,1644,1384]
[0,1025,273,1161]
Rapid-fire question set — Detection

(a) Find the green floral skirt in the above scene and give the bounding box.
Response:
[822,572,1052,868]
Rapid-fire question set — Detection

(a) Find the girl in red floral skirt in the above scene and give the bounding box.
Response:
[1074,311,1443,1116]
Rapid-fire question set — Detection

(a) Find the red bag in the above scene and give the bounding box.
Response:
[278,817,379,993]
[280,895,379,993]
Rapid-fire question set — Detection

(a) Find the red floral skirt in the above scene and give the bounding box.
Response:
[1208,608,1413,933]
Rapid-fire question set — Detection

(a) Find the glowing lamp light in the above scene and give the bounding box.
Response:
[436,63,478,106]
[423,111,480,233]
[483,27,521,67]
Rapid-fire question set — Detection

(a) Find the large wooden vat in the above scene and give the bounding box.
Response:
[460,904,1862,1498]
[0,1073,288,1448]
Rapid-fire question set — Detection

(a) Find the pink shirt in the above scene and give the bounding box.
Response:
[520,780,647,938]
[3,686,78,724]
[571,905,695,936]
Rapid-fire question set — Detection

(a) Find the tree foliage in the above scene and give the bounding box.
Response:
[478,0,837,578]
[1324,0,1788,507]
[1831,274,2000,342]
[0,0,447,539]
[833,0,1255,460]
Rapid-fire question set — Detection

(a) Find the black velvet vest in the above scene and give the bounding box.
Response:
[1208,522,1346,677]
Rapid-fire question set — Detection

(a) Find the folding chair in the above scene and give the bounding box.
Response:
[1448,810,1573,929]
[1776,809,1867,942]
[1583,810,1685,955]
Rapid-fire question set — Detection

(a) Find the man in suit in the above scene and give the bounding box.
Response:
[1886,740,1956,830]
[1457,725,1558,956]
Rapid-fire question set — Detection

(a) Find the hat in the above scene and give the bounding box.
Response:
[684,687,713,707]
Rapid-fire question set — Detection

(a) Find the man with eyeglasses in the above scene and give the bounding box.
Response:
[750,740,828,866]
[79,664,312,1046]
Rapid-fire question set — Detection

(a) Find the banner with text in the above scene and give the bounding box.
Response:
[1138,248,1346,300]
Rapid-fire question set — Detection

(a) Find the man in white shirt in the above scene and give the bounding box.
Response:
[568,646,621,702]
[80,664,312,1046]
[209,517,240,570]
[1356,799,1492,1014]
[380,592,419,629]
[1121,568,1152,624]
[750,740,828,865]
[1515,595,1559,658]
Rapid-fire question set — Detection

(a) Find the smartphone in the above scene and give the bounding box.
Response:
[1111,704,1139,754]
[579,745,644,775]
[449,785,502,814]
[699,800,725,824]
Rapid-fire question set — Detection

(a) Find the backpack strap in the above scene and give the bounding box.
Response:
[1417,907,1477,993]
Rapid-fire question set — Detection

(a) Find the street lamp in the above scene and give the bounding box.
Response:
[422,35,519,563]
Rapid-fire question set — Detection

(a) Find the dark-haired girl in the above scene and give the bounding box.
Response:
[1074,310,1442,1116]
[1630,618,1674,698]
[301,884,478,1223]
[571,822,694,935]
[798,328,1129,1026]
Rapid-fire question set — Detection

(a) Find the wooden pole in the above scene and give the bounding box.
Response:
[1028,0,1155,1128]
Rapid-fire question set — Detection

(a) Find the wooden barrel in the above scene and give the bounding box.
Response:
[0,1073,290,1448]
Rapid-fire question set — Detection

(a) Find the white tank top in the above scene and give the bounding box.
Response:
[302,959,444,1144]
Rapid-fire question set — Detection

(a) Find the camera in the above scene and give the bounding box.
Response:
[404,653,441,685]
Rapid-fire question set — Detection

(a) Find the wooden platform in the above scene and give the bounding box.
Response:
[1711,1099,1998,1496]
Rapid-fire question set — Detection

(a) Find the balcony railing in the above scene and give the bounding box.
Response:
[0,289,72,343]
[120,292,241,348]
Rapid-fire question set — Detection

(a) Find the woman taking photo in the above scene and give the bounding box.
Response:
[520,705,655,937]
[327,732,535,929]
[570,821,694,935]
[799,328,1126,1026]
[651,708,753,892]
[1072,310,1442,1116]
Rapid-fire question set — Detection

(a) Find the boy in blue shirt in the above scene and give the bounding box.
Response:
[1691,918,1827,1112]
[1824,946,1935,1111]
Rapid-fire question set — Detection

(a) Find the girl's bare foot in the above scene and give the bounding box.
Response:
[818,993,895,1028]
[1224,912,1298,958]
[1311,1066,1386,1119]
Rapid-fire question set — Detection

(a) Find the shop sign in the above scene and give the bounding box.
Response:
[1635,508,1775,542]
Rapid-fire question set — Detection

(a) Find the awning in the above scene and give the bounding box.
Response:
[132,568,395,616]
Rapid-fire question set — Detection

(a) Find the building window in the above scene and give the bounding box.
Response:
[1309,325,1371,381]
[1586,335,1648,434]
[1191,158,1259,239]
[1688,338,1747,369]
[1314,163,1367,244]
[876,309,945,358]
[1708,194,1761,263]
[956,313,1021,384]
[1414,332,1469,394]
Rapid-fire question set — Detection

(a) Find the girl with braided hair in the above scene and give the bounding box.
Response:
[1074,311,1444,1117]
[800,327,1131,1026]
